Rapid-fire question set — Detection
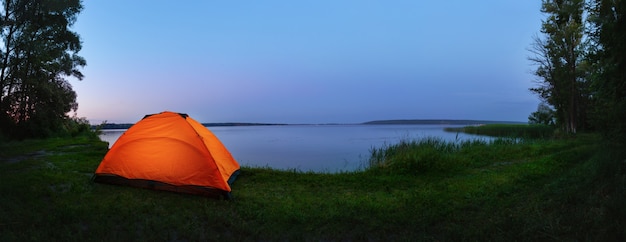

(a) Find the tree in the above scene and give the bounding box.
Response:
[587,0,626,143]
[0,0,85,139]
[529,102,556,125]
[529,0,588,134]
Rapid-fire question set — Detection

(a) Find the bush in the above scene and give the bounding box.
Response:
[0,113,97,141]
[62,116,93,137]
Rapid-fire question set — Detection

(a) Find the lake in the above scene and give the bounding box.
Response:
[99,124,489,172]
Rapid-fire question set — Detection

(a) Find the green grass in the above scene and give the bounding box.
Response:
[445,123,556,139]
[1,129,624,240]
[368,137,533,174]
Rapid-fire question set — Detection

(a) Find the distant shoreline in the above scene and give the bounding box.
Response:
[95,119,526,130]
[95,122,287,130]
[361,119,526,125]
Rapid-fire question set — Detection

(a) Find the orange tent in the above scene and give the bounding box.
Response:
[94,111,240,198]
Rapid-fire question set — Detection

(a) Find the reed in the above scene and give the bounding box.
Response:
[445,124,555,139]
[368,136,525,174]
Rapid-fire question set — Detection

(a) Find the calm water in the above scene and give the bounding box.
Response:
[99,124,488,172]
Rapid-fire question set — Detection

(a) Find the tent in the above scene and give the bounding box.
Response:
[94,111,240,199]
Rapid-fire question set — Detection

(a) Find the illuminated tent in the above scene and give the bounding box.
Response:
[94,111,240,199]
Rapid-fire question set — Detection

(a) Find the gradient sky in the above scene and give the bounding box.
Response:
[71,1,544,124]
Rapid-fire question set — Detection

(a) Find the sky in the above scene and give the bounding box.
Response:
[71,0,544,124]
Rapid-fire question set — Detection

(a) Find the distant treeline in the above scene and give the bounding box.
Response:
[95,122,286,129]
[362,120,526,125]
[95,120,526,129]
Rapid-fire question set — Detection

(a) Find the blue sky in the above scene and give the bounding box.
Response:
[72,1,543,124]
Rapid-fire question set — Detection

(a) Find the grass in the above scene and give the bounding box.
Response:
[368,137,531,174]
[445,123,555,139]
[1,126,624,240]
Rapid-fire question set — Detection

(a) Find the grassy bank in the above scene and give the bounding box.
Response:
[1,128,624,240]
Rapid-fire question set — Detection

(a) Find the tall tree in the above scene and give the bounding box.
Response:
[0,0,85,139]
[530,0,587,134]
[587,0,626,143]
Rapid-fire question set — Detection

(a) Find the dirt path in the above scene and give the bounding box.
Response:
[1,150,50,164]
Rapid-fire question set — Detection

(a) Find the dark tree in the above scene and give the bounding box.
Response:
[529,102,556,125]
[587,0,626,144]
[530,0,588,134]
[0,0,85,139]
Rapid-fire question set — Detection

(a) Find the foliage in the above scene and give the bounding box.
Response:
[529,0,588,134]
[62,115,93,137]
[529,0,626,143]
[0,0,85,140]
[528,102,556,125]
[586,0,626,145]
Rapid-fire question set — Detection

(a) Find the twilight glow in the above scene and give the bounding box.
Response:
[71,1,543,124]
